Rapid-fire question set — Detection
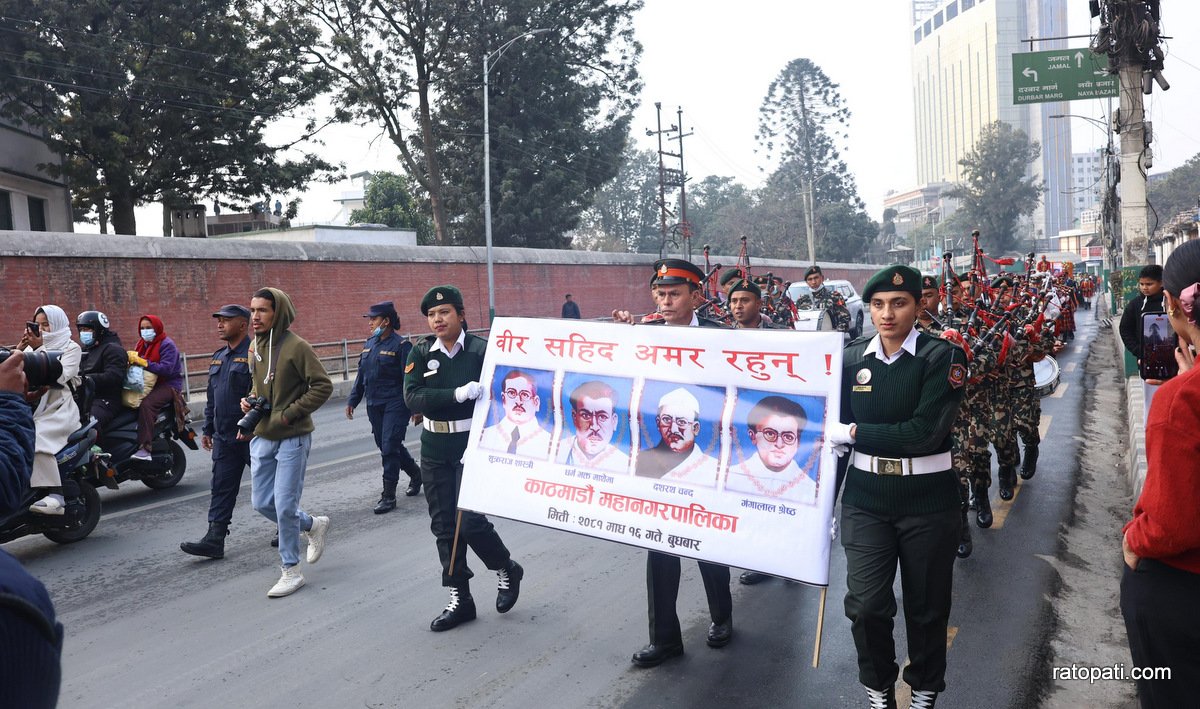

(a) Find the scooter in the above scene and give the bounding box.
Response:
[0,418,107,545]
[89,404,199,491]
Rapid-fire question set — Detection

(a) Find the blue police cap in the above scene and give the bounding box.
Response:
[212,304,250,319]
[363,301,397,319]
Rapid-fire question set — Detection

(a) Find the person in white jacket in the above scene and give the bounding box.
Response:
[21,305,82,515]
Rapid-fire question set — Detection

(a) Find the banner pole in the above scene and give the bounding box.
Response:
[447,509,464,575]
[812,586,828,668]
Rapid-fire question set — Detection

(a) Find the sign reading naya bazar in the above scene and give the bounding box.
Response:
[1011,48,1118,105]
[457,317,844,587]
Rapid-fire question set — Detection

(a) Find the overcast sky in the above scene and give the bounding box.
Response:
[112,1,1200,235]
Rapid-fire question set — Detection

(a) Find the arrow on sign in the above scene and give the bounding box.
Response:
[1075,51,1085,68]
[1023,67,1039,82]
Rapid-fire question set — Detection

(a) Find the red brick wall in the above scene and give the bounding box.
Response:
[2,253,879,366]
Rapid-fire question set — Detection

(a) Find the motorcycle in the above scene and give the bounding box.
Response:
[89,403,199,491]
[0,418,106,545]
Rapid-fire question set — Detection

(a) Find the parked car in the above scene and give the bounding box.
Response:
[785,279,865,338]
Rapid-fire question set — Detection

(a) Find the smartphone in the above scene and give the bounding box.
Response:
[25,321,39,336]
[1140,312,1179,381]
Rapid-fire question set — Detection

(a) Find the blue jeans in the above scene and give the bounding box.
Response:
[250,434,314,567]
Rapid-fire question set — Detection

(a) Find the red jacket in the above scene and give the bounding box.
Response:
[1124,364,1200,574]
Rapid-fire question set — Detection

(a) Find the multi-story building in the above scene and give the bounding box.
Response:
[911,0,1073,245]
[1071,150,1106,216]
[1,117,73,232]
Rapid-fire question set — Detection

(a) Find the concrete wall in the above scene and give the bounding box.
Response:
[0,231,885,363]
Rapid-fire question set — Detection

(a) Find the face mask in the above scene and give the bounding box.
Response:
[140,328,156,341]
[80,331,94,346]
[371,326,383,338]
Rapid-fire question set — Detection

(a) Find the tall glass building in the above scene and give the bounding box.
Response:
[911,0,1073,246]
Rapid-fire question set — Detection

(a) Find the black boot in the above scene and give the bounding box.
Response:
[956,502,973,559]
[180,522,229,559]
[496,560,524,613]
[430,586,476,631]
[1020,443,1039,480]
[402,460,422,497]
[998,465,1017,501]
[864,684,898,709]
[374,481,398,514]
[974,482,993,528]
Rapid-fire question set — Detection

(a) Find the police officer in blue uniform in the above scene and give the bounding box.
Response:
[181,304,253,559]
[347,301,422,513]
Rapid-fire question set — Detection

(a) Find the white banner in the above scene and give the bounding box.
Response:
[457,317,844,586]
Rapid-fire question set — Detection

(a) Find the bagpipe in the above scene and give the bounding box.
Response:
[697,237,799,328]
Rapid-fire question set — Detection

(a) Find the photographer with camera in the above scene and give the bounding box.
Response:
[76,310,127,431]
[0,350,64,708]
[17,306,81,515]
[238,288,333,598]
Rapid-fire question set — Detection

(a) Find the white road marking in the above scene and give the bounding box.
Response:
[1049,382,1069,399]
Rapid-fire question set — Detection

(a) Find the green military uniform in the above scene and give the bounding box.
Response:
[403,287,515,598]
[725,277,776,330]
[839,266,966,704]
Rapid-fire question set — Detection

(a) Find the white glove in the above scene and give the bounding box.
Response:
[825,440,849,458]
[454,381,483,403]
[827,422,856,446]
[830,517,839,541]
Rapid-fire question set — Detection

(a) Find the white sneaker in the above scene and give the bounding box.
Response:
[267,565,305,598]
[131,449,152,461]
[30,494,66,516]
[304,516,330,564]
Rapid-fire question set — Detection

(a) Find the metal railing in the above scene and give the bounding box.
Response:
[180,327,491,400]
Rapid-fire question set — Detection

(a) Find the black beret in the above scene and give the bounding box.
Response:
[862,265,922,302]
[652,258,704,287]
[212,304,250,319]
[920,275,939,291]
[991,276,1015,289]
[804,265,823,279]
[719,269,743,287]
[726,278,761,298]
[420,286,464,315]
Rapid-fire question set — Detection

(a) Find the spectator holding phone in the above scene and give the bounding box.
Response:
[1121,240,1200,709]
[20,306,82,515]
[1119,265,1165,362]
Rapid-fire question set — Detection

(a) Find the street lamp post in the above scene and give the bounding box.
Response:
[484,28,549,323]
[1051,108,1117,270]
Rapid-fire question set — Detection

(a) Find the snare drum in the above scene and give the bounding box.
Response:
[1033,356,1060,397]
[793,309,836,332]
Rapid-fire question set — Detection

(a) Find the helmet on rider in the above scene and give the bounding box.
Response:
[76,310,112,347]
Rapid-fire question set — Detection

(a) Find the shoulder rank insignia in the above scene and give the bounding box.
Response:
[948,363,966,389]
[404,362,414,373]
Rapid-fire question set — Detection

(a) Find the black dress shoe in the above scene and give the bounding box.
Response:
[270,531,279,548]
[373,495,397,514]
[430,588,476,632]
[1020,443,1039,480]
[973,484,993,528]
[706,620,733,648]
[496,560,523,613]
[631,642,683,667]
[997,465,1017,501]
[405,479,422,496]
[739,571,769,585]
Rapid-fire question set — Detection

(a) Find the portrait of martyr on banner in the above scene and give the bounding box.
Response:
[724,389,825,505]
[478,366,555,461]
[633,380,727,488]
[554,373,634,474]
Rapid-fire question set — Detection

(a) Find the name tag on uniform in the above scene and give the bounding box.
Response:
[233,357,248,364]
[209,359,222,367]
[380,351,396,357]
[853,385,872,392]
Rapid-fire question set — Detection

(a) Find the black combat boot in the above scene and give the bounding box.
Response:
[1020,443,1039,480]
[956,501,973,559]
[864,684,898,709]
[180,521,230,559]
[430,586,476,631]
[974,482,993,528]
[998,465,1017,501]
[374,481,398,514]
[402,460,422,496]
[496,560,524,613]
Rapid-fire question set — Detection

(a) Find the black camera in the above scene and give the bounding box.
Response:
[0,348,64,389]
[236,395,271,436]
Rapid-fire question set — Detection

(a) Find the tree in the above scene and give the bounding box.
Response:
[349,172,434,243]
[814,202,879,263]
[573,145,659,252]
[0,0,336,234]
[1148,151,1200,225]
[429,0,641,248]
[947,121,1043,253]
[686,175,757,257]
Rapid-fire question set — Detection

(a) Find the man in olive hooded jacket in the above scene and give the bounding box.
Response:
[238,287,334,598]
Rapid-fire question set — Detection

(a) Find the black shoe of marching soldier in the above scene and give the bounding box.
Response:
[1020,443,1039,480]
[864,684,898,709]
[374,481,398,514]
[974,483,993,528]
[956,503,973,559]
[998,465,1017,501]
[739,571,769,585]
[402,460,422,496]
[496,560,523,613]
[181,521,229,559]
[270,531,279,547]
[430,586,476,631]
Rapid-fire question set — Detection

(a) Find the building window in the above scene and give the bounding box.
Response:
[924,19,932,36]
[962,0,974,8]
[915,27,923,44]
[934,11,943,28]
[0,190,12,230]
[27,196,47,232]
[947,2,958,20]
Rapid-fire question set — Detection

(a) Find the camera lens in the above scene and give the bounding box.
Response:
[0,348,63,389]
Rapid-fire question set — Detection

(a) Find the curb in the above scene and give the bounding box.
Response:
[1110,315,1149,500]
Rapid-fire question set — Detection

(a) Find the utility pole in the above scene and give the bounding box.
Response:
[1117,62,1149,266]
[646,103,692,259]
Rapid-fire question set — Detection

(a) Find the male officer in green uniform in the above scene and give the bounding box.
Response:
[826,265,966,709]
[612,258,733,668]
[403,286,525,631]
[347,300,422,513]
[725,276,775,330]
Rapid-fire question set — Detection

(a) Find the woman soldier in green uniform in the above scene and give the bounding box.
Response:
[826,265,967,709]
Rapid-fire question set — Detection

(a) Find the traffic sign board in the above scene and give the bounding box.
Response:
[1011,49,1118,105]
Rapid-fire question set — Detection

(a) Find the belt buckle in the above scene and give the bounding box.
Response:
[876,457,905,476]
[431,420,450,434]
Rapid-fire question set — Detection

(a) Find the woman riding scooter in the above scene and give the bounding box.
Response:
[129,315,182,461]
